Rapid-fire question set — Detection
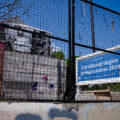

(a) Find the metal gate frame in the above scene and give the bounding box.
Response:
[65,0,120,102]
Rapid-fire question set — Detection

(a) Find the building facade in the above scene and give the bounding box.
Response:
[0,16,52,56]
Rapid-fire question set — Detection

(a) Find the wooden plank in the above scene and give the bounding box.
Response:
[81,89,110,93]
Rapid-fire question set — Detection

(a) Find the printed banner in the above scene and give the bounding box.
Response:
[76,46,120,85]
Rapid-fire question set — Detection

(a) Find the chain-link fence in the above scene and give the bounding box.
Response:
[0,0,120,102]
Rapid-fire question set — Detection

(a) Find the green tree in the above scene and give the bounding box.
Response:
[52,51,65,60]
[110,83,120,92]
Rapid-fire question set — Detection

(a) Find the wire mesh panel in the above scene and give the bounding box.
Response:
[0,0,69,102]
[75,0,120,101]
[93,6,120,49]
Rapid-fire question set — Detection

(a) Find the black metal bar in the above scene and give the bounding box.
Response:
[71,0,76,101]
[0,23,69,43]
[0,98,120,103]
[69,0,72,61]
[90,0,95,53]
[80,0,120,15]
[68,0,72,80]
[45,35,69,43]
[63,0,72,100]
[75,43,120,55]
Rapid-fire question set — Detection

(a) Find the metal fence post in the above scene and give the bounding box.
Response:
[90,0,95,52]
[63,0,76,102]
[63,0,72,101]
[71,0,76,101]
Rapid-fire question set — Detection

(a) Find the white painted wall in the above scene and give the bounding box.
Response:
[0,102,120,120]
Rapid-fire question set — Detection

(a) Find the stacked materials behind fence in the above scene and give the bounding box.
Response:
[2,51,66,100]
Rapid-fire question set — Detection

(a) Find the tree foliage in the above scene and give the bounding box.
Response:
[81,83,120,92]
[52,51,65,60]
[110,83,120,92]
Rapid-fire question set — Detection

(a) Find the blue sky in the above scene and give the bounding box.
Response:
[76,0,120,84]
[11,0,120,58]
[75,0,120,57]
[92,0,120,13]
